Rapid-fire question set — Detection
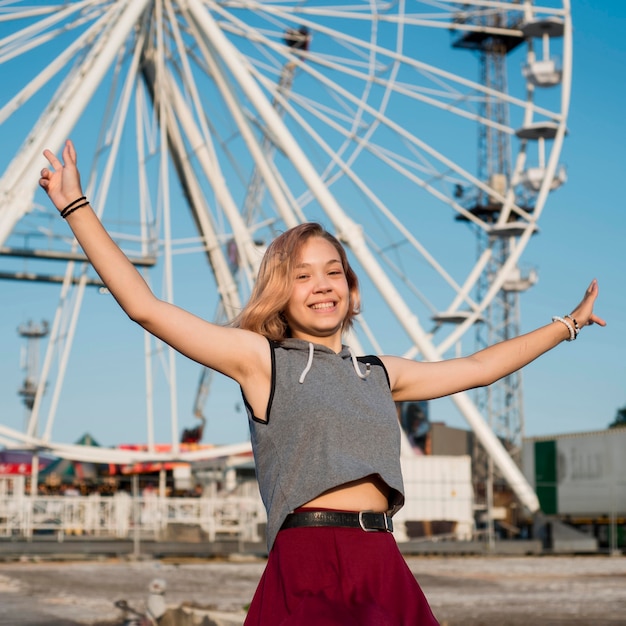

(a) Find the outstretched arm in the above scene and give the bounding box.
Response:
[38,140,269,386]
[384,280,606,402]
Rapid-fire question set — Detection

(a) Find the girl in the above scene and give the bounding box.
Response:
[39,140,604,625]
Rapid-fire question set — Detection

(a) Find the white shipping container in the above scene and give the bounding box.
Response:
[394,455,474,540]
[522,429,626,517]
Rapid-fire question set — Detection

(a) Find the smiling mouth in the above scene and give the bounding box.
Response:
[310,302,336,310]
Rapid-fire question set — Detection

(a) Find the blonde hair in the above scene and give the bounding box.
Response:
[233,223,360,340]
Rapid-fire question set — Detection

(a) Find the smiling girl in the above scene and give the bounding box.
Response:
[40,140,604,625]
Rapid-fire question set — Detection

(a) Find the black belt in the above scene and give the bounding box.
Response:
[281,510,393,533]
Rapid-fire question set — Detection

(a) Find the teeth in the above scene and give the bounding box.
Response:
[311,302,334,310]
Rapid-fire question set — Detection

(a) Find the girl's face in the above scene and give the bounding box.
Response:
[283,236,350,350]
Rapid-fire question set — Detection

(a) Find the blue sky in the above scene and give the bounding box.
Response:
[513,0,626,436]
[0,1,624,449]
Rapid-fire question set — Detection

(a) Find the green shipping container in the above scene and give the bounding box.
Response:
[534,440,557,514]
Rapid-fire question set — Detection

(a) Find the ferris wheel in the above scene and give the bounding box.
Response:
[0,1,571,510]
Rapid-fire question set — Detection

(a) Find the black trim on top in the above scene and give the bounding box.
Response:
[357,355,390,388]
[241,338,276,425]
[250,338,277,425]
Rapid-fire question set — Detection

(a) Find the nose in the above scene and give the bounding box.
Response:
[312,272,332,293]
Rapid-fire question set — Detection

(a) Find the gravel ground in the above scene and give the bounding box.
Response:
[0,554,625,625]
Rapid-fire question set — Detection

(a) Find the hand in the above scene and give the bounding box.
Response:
[569,279,606,330]
[39,139,84,213]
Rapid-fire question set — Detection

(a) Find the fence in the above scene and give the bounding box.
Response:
[0,491,266,542]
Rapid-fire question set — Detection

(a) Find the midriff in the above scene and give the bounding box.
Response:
[302,474,390,512]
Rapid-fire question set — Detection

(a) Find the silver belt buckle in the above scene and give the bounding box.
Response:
[358,511,392,533]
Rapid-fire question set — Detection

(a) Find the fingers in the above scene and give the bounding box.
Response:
[43,148,62,170]
[39,141,78,197]
[42,140,77,170]
[579,280,598,308]
[39,141,84,207]
[573,279,605,329]
[63,139,77,164]
[588,313,606,327]
[39,164,52,190]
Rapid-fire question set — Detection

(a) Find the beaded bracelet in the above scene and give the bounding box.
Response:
[60,196,87,219]
[564,314,580,339]
[552,315,575,341]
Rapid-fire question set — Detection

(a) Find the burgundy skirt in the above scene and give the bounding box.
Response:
[244,519,440,625]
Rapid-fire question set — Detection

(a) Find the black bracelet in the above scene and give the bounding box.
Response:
[60,196,86,217]
[61,201,89,219]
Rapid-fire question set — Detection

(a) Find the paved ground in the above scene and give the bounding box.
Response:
[0,554,625,625]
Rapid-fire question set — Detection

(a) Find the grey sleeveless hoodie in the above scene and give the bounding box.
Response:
[242,338,405,551]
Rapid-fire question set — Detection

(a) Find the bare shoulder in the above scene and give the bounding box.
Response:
[206,324,272,385]
[379,354,423,388]
[230,328,273,421]
[229,326,272,377]
[378,354,442,402]
[379,352,484,403]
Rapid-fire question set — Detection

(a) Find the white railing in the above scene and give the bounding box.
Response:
[0,492,266,542]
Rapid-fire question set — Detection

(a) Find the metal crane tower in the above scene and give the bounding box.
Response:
[454,9,527,442]
[451,6,540,526]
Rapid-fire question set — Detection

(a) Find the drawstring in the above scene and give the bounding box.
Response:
[298,342,315,383]
[298,343,371,383]
[349,347,371,380]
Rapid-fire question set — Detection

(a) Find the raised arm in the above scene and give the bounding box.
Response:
[384,280,606,402]
[38,140,269,386]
